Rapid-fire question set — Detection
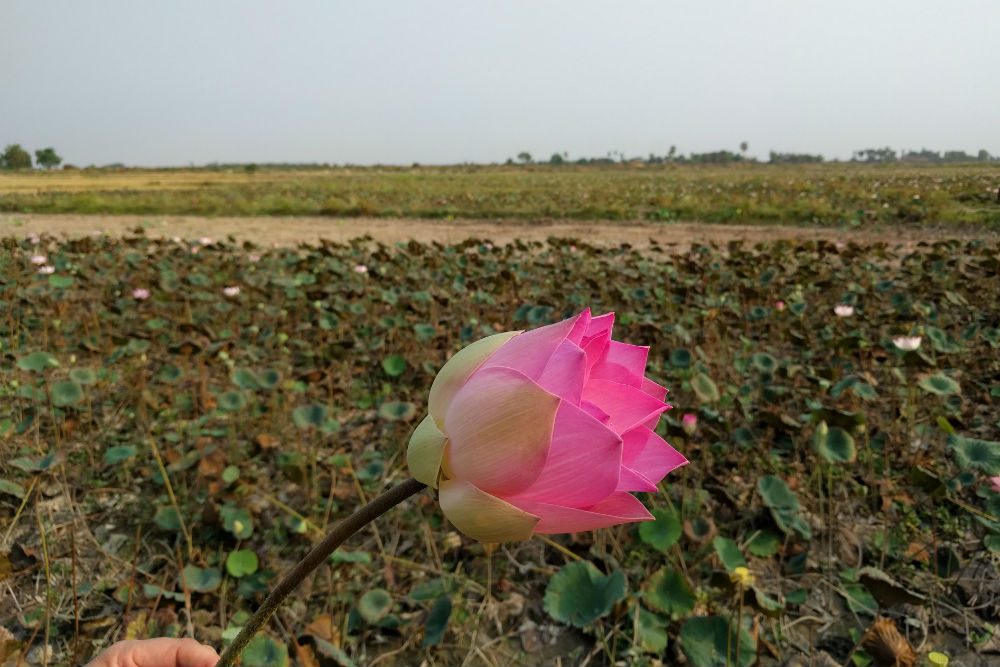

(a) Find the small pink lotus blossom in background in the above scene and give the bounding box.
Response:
[28,233,40,245]
[248,254,261,263]
[190,246,200,255]
[132,288,151,300]
[30,255,48,265]
[681,413,698,436]
[483,242,494,250]
[834,304,855,317]
[354,264,368,274]
[37,265,55,275]
[407,309,685,542]
[990,476,1000,494]
[198,237,213,245]
[569,245,578,253]
[774,300,785,312]
[223,286,241,297]
[893,336,922,351]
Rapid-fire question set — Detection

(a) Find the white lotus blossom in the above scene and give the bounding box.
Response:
[893,336,922,351]
[223,286,241,297]
[834,304,855,317]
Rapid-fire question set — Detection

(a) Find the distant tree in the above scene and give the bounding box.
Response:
[739,141,749,156]
[852,147,897,163]
[244,163,259,174]
[667,145,677,161]
[549,153,564,165]
[517,151,532,164]
[942,150,975,163]
[978,149,993,162]
[34,147,62,170]
[1,144,33,170]
[769,151,823,164]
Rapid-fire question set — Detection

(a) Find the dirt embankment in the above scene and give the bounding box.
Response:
[2,214,994,251]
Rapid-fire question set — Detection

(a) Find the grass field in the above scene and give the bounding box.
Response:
[2,232,999,666]
[1,163,999,226]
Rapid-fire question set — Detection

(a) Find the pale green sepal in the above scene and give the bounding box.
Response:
[407,414,448,488]
[428,330,520,428]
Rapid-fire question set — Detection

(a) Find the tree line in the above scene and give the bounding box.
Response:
[513,145,999,166]
[1,144,63,170]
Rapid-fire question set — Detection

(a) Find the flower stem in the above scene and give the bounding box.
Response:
[215,477,427,667]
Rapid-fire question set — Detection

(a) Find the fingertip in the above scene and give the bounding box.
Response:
[175,638,220,667]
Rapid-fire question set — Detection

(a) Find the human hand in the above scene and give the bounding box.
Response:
[86,638,219,667]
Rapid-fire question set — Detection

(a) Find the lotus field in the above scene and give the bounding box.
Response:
[2,231,1000,666]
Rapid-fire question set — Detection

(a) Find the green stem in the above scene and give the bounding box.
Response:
[215,477,427,667]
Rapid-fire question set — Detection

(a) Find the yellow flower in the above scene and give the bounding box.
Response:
[927,652,948,667]
[730,566,754,587]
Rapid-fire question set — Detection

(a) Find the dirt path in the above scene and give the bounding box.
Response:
[1,214,994,250]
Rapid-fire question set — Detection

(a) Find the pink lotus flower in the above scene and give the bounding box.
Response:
[407,310,685,542]
[30,255,48,265]
[199,236,213,246]
[354,264,368,274]
[990,476,1000,494]
[774,300,785,312]
[682,413,698,436]
[132,288,151,300]
[37,265,55,275]
[223,286,241,297]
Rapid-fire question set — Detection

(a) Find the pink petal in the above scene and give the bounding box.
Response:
[483,311,587,380]
[439,479,539,542]
[507,401,622,508]
[590,342,648,388]
[536,341,586,404]
[607,341,649,376]
[622,427,687,484]
[585,312,615,338]
[566,308,592,345]
[443,367,559,495]
[581,333,610,379]
[616,465,658,493]
[641,377,668,402]
[509,492,653,534]
[582,379,668,435]
[581,400,612,426]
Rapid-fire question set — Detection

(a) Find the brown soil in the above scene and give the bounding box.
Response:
[1,214,994,250]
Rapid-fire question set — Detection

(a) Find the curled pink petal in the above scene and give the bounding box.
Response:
[443,367,559,495]
[590,341,648,388]
[585,312,615,338]
[641,377,668,402]
[622,427,687,485]
[582,379,668,435]
[508,401,622,508]
[483,311,587,380]
[509,492,653,534]
[616,465,658,493]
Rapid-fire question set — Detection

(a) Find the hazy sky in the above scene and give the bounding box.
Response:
[3,1,998,166]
